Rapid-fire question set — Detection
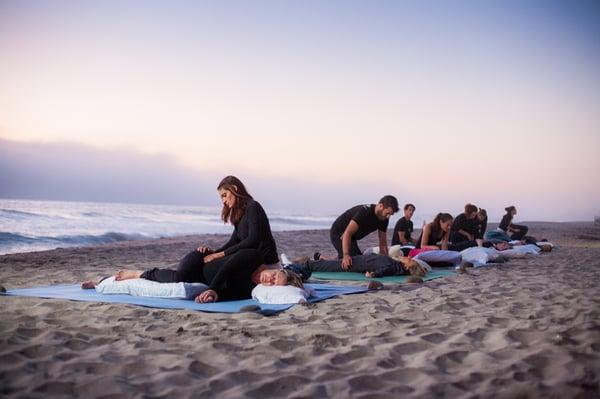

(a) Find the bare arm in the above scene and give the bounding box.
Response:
[378,230,388,255]
[440,230,450,250]
[341,221,359,269]
[398,231,409,245]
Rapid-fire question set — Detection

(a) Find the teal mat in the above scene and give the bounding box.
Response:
[311,269,455,283]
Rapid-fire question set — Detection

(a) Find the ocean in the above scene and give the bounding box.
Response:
[0,199,335,255]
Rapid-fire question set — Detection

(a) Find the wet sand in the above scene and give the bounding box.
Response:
[1,222,599,398]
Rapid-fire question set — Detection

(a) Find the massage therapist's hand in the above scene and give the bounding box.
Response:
[203,251,225,263]
[197,246,212,254]
[195,289,218,303]
[342,254,352,270]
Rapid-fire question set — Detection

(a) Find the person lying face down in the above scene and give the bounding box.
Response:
[290,254,427,279]
[364,257,427,278]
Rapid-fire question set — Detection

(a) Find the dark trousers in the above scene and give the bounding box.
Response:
[450,231,470,244]
[448,240,478,251]
[141,250,210,283]
[330,230,362,258]
[308,254,399,273]
[510,224,528,240]
[140,249,262,300]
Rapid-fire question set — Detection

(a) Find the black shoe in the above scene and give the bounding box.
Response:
[313,252,321,261]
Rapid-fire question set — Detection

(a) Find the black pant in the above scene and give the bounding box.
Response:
[450,231,471,244]
[448,240,478,251]
[330,230,362,258]
[141,249,263,300]
[510,224,528,240]
[308,254,398,273]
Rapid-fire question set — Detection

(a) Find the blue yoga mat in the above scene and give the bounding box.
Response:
[0,283,368,316]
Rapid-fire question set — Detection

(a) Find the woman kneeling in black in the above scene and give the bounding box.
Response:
[109,176,288,303]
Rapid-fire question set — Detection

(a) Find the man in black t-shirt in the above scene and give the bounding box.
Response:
[392,203,415,247]
[330,195,399,270]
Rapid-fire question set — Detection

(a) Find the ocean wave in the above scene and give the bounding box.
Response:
[0,209,46,218]
[81,211,105,217]
[269,216,333,226]
[0,231,150,248]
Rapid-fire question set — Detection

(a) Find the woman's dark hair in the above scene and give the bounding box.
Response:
[404,203,416,211]
[379,195,399,213]
[464,203,478,216]
[478,208,487,218]
[431,212,453,239]
[217,176,253,225]
[505,206,516,213]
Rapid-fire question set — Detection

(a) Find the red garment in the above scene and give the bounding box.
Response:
[408,247,434,258]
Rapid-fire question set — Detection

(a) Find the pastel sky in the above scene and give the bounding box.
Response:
[1,1,599,221]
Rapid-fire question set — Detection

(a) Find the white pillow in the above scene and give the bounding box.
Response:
[95,276,208,299]
[251,284,314,304]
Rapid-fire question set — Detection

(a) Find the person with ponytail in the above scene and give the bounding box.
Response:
[415,213,453,250]
[475,208,488,241]
[108,176,282,303]
[498,206,528,240]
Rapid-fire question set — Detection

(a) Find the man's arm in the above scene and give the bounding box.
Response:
[398,231,409,245]
[341,221,359,269]
[378,230,388,255]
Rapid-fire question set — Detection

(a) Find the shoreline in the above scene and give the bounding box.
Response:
[2,221,599,258]
[1,223,599,397]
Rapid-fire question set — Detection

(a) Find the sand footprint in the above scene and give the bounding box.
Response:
[420,332,447,344]
[245,375,311,398]
[434,350,469,372]
[348,374,388,392]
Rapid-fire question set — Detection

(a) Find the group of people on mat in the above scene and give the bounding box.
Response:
[82,176,535,303]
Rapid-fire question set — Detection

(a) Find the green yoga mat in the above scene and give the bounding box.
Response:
[311,269,456,283]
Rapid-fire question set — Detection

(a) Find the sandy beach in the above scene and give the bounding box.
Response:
[1,221,599,398]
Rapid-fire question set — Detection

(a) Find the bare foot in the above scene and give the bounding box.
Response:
[365,271,375,278]
[81,280,98,289]
[115,270,143,281]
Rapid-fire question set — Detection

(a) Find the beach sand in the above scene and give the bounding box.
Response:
[1,222,599,398]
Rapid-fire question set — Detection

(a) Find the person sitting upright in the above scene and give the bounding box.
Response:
[392,203,416,250]
[330,195,399,270]
[499,205,528,240]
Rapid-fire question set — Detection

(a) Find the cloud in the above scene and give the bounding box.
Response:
[0,138,218,205]
[0,138,386,214]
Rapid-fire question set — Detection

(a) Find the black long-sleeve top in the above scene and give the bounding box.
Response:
[451,213,478,238]
[498,213,512,232]
[475,217,487,239]
[215,200,279,264]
